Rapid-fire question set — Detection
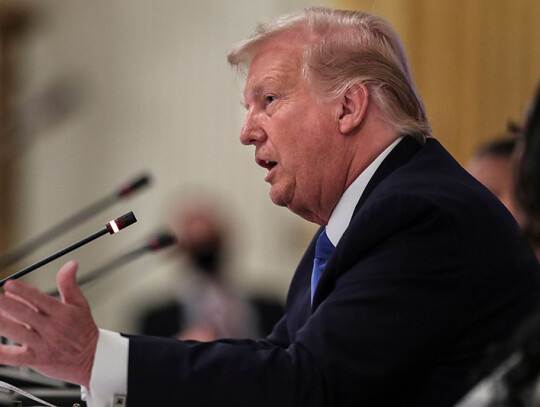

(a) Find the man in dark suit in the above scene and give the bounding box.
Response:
[0,7,538,407]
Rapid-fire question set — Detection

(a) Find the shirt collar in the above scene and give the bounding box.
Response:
[326,137,403,246]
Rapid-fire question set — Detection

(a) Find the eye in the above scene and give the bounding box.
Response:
[264,95,277,106]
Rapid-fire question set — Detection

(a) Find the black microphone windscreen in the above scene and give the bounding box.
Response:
[117,174,151,197]
[149,232,176,250]
[107,211,137,234]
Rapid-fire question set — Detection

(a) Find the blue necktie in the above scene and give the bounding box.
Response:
[311,230,335,304]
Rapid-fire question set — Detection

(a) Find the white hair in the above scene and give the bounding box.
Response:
[228,7,431,142]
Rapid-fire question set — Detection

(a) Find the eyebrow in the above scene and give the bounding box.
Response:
[246,84,265,98]
[240,84,265,109]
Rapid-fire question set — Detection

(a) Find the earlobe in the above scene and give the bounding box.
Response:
[338,84,369,134]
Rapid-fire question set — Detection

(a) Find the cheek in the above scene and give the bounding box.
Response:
[273,104,333,167]
[291,150,324,193]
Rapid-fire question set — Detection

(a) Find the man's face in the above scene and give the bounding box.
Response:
[240,40,345,224]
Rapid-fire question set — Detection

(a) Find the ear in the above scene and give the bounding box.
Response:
[338,83,369,134]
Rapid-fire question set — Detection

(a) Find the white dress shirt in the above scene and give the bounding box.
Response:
[326,137,402,245]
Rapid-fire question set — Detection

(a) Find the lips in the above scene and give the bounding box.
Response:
[256,158,278,170]
[255,158,278,182]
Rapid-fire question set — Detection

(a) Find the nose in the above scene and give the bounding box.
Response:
[240,109,267,146]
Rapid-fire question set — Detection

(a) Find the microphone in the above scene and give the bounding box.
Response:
[0,211,137,287]
[48,231,176,296]
[0,174,150,271]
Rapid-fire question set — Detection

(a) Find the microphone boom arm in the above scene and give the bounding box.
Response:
[0,212,137,287]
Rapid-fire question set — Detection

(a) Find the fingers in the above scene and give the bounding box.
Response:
[0,291,45,328]
[0,261,98,386]
[5,291,39,313]
[3,279,61,317]
[0,317,39,352]
[3,261,88,314]
[56,261,88,308]
[0,343,32,367]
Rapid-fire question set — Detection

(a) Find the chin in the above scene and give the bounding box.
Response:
[270,190,319,223]
[269,186,292,208]
[269,192,289,208]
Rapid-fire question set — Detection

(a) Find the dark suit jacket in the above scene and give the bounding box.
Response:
[126,137,540,406]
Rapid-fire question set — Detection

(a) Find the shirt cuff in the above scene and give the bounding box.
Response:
[81,329,128,407]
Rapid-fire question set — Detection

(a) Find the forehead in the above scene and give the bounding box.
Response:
[243,40,304,98]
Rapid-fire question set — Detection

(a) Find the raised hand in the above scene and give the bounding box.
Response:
[0,261,98,387]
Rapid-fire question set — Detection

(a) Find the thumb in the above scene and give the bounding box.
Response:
[56,261,87,307]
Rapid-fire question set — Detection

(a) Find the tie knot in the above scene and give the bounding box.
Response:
[315,230,335,260]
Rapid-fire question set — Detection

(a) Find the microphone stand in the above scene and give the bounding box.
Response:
[47,232,176,296]
[0,212,137,287]
[0,174,149,271]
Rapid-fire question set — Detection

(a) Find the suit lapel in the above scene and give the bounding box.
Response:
[353,136,423,216]
[311,136,424,310]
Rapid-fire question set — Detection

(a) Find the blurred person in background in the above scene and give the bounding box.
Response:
[467,136,523,226]
[139,199,283,340]
[455,83,540,407]
[516,86,540,261]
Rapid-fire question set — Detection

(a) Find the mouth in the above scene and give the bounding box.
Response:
[256,158,278,171]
